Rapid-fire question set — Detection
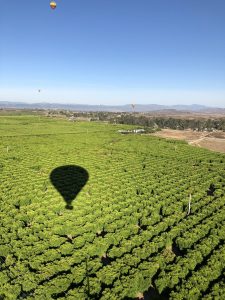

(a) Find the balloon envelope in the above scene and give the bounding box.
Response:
[50,1,57,9]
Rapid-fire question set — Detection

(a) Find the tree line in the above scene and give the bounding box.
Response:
[48,110,225,131]
[110,114,225,131]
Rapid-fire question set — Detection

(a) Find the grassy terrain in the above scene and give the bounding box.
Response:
[0,110,44,116]
[0,115,225,299]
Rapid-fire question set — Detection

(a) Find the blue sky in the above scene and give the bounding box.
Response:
[1,0,225,106]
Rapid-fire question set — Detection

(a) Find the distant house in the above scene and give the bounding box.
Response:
[68,116,76,122]
[68,116,91,122]
[133,129,145,133]
[118,129,145,134]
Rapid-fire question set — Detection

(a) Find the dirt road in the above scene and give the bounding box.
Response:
[152,129,225,153]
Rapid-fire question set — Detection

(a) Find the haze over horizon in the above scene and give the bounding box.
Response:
[1,1,225,107]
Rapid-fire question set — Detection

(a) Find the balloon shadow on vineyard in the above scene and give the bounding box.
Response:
[50,165,89,210]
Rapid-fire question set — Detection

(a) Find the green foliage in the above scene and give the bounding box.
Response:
[0,116,224,299]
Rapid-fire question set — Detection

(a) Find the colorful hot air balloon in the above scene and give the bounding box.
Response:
[50,1,57,9]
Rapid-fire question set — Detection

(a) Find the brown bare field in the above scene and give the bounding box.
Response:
[146,110,225,119]
[152,129,225,153]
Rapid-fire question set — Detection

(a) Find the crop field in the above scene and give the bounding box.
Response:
[0,115,225,300]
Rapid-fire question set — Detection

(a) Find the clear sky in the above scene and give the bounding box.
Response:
[1,0,225,106]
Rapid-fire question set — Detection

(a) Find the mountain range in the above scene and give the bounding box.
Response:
[0,101,225,113]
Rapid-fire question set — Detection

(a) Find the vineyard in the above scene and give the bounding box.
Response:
[0,115,225,300]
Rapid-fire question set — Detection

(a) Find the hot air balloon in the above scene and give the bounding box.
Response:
[131,103,135,112]
[50,1,57,9]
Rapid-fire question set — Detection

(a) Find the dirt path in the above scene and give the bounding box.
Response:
[152,129,225,153]
[188,132,212,146]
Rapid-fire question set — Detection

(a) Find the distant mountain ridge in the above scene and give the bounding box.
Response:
[0,101,225,113]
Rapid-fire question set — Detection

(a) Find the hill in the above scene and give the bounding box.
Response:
[1,101,225,113]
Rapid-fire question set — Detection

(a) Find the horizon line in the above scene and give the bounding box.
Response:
[0,100,224,109]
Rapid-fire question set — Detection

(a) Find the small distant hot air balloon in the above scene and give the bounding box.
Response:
[50,1,57,9]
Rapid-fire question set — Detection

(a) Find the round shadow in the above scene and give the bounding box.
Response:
[50,165,89,209]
